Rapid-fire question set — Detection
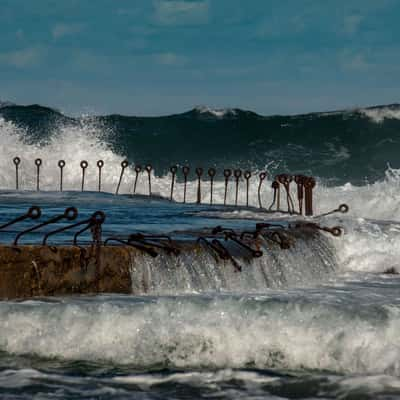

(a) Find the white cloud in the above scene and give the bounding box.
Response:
[153,52,187,66]
[0,47,43,68]
[153,0,209,26]
[52,23,84,40]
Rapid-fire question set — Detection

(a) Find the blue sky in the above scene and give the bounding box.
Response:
[0,0,399,116]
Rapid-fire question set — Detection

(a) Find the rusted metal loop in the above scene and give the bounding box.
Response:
[134,165,142,173]
[303,177,316,188]
[330,227,342,237]
[92,210,106,224]
[338,204,349,213]
[234,169,242,178]
[43,210,104,245]
[14,207,78,245]
[121,160,129,168]
[64,207,79,221]
[208,168,216,177]
[145,164,152,173]
[97,160,104,168]
[27,206,41,219]
[129,233,180,256]
[244,171,251,180]
[224,231,263,258]
[35,158,42,166]
[195,167,203,177]
[13,157,21,166]
[170,165,178,174]
[272,181,279,189]
[58,160,65,168]
[277,174,292,184]
[0,206,42,231]
[224,169,232,178]
[211,239,242,272]
[259,172,267,180]
[294,175,305,184]
[182,166,190,175]
[104,237,158,258]
[80,160,88,169]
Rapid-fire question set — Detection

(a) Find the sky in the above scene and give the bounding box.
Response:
[0,0,399,116]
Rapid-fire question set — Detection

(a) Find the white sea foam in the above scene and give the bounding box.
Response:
[360,106,400,123]
[194,105,237,118]
[0,292,399,374]
[2,116,400,276]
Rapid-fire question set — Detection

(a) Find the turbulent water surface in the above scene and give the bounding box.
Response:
[1,103,400,399]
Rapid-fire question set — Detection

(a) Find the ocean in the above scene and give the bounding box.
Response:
[1,102,400,399]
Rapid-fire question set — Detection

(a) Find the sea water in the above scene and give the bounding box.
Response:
[1,104,400,398]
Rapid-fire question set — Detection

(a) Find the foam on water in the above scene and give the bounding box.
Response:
[0,289,399,375]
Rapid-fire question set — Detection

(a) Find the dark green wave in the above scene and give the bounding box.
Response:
[2,103,400,184]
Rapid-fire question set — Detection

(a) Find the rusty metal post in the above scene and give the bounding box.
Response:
[145,164,152,195]
[304,177,316,216]
[294,175,305,215]
[13,157,20,190]
[58,160,65,192]
[244,171,251,207]
[223,169,231,205]
[97,160,104,192]
[234,169,242,206]
[182,166,190,203]
[116,160,129,195]
[195,167,203,204]
[35,158,42,191]
[258,172,267,208]
[208,168,216,205]
[170,165,177,201]
[80,160,88,192]
[133,165,141,194]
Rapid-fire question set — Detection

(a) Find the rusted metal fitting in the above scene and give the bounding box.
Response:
[133,164,141,194]
[208,168,216,205]
[97,160,104,192]
[13,157,21,190]
[0,206,41,231]
[244,171,251,207]
[195,167,203,204]
[35,158,42,191]
[42,210,105,245]
[58,160,65,192]
[303,176,316,216]
[170,165,178,201]
[224,231,263,258]
[129,233,180,256]
[295,222,342,237]
[223,169,232,205]
[257,171,267,208]
[14,207,78,245]
[80,160,88,192]
[294,175,305,214]
[145,164,153,195]
[104,236,158,258]
[268,180,281,211]
[266,231,291,249]
[182,166,190,203]
[276,174,295,214]
[73,211,105,245]
[233,169,242,206]
[211,239,242,272]
[116,160,129,195]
